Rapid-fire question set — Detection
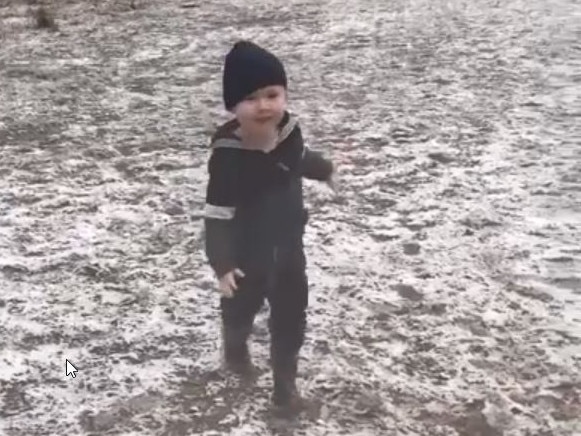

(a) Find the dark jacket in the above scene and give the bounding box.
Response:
[204,111,333,278]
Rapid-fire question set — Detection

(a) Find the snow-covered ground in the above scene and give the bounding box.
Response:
[0,0,579,434]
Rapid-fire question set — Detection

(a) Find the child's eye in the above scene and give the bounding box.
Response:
[267,93,279,99]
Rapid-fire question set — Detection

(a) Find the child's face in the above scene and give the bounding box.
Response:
[233,85,287,137]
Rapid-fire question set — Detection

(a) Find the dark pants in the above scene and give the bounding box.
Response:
[220,246,309,360]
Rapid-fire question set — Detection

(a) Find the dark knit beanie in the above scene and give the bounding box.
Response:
[222,40,287,111]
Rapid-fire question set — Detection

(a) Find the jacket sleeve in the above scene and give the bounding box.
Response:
[301,145,334,181]
[204,148,238,278]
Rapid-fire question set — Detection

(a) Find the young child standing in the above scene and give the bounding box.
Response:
[203,41,334,415]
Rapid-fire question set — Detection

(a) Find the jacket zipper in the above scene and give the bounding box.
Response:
[267,246,279,292]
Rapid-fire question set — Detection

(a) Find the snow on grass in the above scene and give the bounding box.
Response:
[0,0,580,434]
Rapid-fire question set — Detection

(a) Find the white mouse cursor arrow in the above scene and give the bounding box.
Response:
[66,359,78,378]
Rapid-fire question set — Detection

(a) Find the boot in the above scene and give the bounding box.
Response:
[222,324,257,379]
[271,350,305,417]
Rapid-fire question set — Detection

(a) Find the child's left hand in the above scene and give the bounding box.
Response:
[326,175,337,193]
[326,162,338,193]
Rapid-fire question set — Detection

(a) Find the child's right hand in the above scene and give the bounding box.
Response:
[218,268,245,298]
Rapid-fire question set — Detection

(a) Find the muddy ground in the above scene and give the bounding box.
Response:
[0,0,580,435]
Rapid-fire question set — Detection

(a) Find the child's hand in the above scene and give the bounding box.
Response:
[326,162,339,193]
[326,176,337,193]
[218,268,245,298]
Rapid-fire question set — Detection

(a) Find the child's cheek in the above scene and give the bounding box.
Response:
[234,102,254,121]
